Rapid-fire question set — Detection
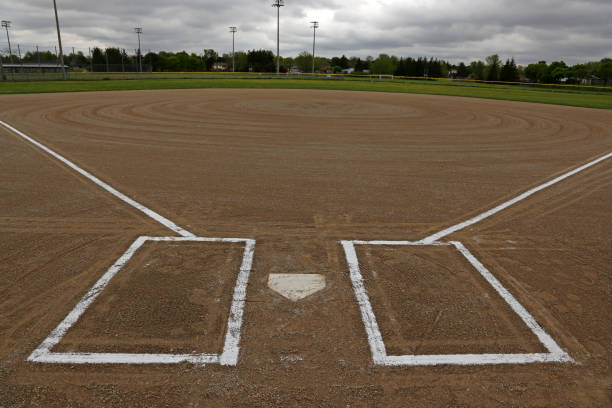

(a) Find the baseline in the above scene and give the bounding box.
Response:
[0,120,194,238]
[420,151,612,244]
[0,121,257,366]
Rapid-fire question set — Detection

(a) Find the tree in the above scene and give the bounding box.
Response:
[598,58,612,84]
[294,51,312,72]
[500,58,519,82]
[331,55,350,70]
[548,61,568,82]
[234,51,249,72]
[485,54,501,81]
[202,49,218,71]
[371,54,397,75]
[456,62,470,78]
[470,60,485,80]
[247,49,275,72]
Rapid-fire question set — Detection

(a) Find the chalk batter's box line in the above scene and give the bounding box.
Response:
[341,240,574,366]
[27,236,256,366]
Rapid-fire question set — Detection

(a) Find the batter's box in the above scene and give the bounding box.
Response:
[28,236,256,366]
[341,240,573,366]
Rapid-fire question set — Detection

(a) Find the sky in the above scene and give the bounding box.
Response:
[1,0,610,65]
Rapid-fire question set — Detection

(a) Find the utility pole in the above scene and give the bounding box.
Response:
[37,45,41,79]
[52,0,67,80]
[0,46,4,80]
[229,27,237,73]
[311,21,319,75]
[134,27,142,73]
[1,21,12,63]
[272,0,284,74]
[89,47,93,72]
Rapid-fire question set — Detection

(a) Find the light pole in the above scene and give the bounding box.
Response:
[1,21,12,64]
[229,26,237,72]
[311,21,319,75]
[134,27,142,72]
[52,0,67,80]
[0,46,4,80]
[272,0,284,74]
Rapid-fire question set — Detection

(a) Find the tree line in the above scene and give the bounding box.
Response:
[7,46,611,85]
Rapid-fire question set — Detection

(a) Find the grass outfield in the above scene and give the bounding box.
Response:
[1,77,611,109]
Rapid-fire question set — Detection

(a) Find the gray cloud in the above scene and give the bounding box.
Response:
[0,0,610,64]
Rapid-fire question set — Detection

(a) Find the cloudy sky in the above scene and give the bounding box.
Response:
[1,0,610,65]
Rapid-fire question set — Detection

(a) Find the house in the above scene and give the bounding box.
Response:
[341,67,355,74]
[212,62,228,71]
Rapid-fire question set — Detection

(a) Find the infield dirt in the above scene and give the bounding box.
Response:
[0,89,611,407]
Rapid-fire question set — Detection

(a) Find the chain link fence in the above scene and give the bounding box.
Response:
[0,44,152,81]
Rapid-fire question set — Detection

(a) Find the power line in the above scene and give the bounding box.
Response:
[311,21,319,74]
[229,27,237,72]
[272,0,284,74]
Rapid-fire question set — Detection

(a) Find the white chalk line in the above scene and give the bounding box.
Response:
[342,153,611,365]
[420,151,612,244]
[342,239,574,366]
[0,122,258,366]
[451,241,569,358]
[0,121,195,238]
[341,241,387,365]
[27,237,256,365]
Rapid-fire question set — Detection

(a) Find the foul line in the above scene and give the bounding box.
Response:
[421,152,612,244]
[0,121,195,238]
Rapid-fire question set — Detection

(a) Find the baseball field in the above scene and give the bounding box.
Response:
[0,86,610,407]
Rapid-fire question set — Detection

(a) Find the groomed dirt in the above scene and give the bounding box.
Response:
[0,89,611,407]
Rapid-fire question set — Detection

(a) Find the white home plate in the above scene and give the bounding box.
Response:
[268,274,326,301]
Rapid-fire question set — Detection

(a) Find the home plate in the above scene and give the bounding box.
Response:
[268,274,326,301]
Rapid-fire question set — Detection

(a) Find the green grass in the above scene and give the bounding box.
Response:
[1,77,611,109]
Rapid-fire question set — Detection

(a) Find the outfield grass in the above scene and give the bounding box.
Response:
[1,77,611,109]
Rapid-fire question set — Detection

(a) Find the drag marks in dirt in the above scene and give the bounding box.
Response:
[420,151,612,244]
[342,240,572,366]
[2,119,610,368]
[1,121,256,366]
[0,120,195,239]
[27,237,255,365]
[343,150,611,366]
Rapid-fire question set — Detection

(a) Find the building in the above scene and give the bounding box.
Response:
[0,63,71,80]
[212,62,229,71]
[0,63,70,74]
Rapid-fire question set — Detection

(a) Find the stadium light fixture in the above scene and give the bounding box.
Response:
[229,27,237,73]
[1,20,13,64]
[135,27,143,73]
[272,0,284,74]
[311,21,319,74]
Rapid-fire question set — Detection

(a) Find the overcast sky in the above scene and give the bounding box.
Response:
[1,0,610,65]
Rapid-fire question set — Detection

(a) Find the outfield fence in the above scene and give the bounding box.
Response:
[1,67,611,93]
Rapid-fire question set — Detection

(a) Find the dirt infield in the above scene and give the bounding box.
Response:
[0,89,611,407]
